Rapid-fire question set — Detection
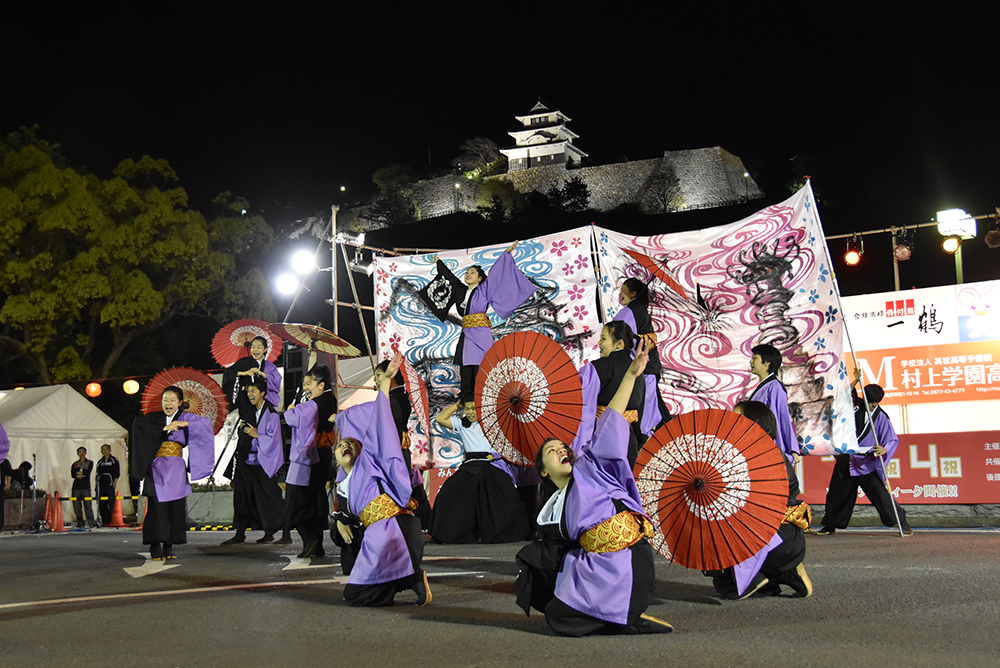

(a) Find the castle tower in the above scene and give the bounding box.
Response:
[500,102,588,171]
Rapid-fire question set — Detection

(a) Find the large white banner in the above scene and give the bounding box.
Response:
[374,184,859,464]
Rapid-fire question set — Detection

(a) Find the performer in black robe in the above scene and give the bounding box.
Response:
[580,321,646,468]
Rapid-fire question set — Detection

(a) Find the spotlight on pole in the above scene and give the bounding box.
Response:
[291,250,317,274]
[350,259,375,276]
[844,234,864,266]
[276,273,301,295]
[893,228,913,261]
[941,235,962,254]
[335,230,366,246]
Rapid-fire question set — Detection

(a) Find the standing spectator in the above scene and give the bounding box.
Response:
[747,344,800,465]
[1,422,12,531]
[71,447,96,528]
[95,444,120,526]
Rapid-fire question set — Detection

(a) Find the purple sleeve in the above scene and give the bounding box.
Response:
[264,362,282,409]
[612,307,638,356]
[876,411,900,464]
[0,424,9,464]
[255,409,284,478]
[286,402,319,465]
[477,251,536,320]
[361,393,412,507]
[180,413,215,481]
[759,382,799,457]
[571,363,601,454]
[335,401,375,443]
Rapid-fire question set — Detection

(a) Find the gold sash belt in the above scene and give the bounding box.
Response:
[784,502,812,531]
[595,406,639,424]
[640,332,658,347]
[579,511,653,554]
[462,312,491,329]
[401,432,411,450]
[156,442,183,458]
[359,493,417,527]
[317,431,336,449]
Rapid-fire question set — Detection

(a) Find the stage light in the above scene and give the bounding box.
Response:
[291,250,316,274]
[276,273,300,295]
[941,235,962,254]
[85,382,102,398]
[893,228,913,261]
[937,209,976,239]
[335,230,366,246]
[123,379,140,395]
[844,235,863,266]
[350,259,375,276]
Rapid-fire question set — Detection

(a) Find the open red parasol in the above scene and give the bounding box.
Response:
[142,367,228,434]
[633,408,788,571]
[399,355,431,442]
[269,323,361,358]
[211,318,283,368]
[476,331,582,467]
[622,248,689,301]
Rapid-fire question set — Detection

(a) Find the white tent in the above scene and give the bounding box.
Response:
[0,386,128,512]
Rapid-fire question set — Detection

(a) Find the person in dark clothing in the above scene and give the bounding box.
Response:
[614,278,672,435]
[580,320,646,468]
[95,444,120,525]
[71,447,96,528]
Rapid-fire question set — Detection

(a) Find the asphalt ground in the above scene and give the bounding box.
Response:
[2,527,999,668]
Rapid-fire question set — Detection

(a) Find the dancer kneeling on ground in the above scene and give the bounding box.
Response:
[515,340,673,636]
[335,352,431,607]
[704,400,813,599]
[429,393,529,544]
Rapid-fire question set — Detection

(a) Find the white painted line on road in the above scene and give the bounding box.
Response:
[282,557,341,571]
[426,571,485,578]
[124,554,180,578]
[423,556,493,561]
[0,576,350,612]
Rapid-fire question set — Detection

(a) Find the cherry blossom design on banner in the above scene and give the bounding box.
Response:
[594,183,858,456]
[373,229,601,470]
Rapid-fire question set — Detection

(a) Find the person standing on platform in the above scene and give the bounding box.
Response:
[221,378,285,545]
[71,447,96,528]
[284,365,336,557]
[747,344,800,465]
[95,444,120,526]
[337,352,431,607]
[222,336,282,480]
[131,386,213,560]
[418,242,536,397]
[815,371,912,536]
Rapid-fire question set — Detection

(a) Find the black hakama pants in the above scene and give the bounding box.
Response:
[286,448,333,551]
[343,514,425,607]
[429,460,529,544]
[821,455,908,529]
[232,460,284,537]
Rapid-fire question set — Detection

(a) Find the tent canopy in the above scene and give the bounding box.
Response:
[0,385,128,501]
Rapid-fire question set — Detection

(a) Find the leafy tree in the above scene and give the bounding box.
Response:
[549,176,590,213]
[643,162,684,213]
[0,130,275,384]
[372,164,415,194]
[451,138,506,177]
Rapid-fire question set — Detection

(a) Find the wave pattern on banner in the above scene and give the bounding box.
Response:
[374,228,602,469]
[595,184,857,456]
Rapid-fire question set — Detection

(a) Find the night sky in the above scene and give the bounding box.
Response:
[5,3,999,335]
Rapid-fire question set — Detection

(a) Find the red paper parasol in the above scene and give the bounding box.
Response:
[211,318,283,368]
[269,323,361,358]
[633,408,788,571]
[622,248,689,301]
[399,355,431,443]
[476,331,582,467]
[142,367,228,434]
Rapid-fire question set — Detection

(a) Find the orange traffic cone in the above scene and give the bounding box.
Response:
[49,492,67,532]
[106,490,128,528]
[43,493,53,529]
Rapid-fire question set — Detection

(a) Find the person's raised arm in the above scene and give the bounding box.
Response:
[607,338,650,417]
[435,400,462,428]
[379,352,403,398]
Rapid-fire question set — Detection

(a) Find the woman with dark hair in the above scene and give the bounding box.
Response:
[131,386,213,560]
[703,400,812,599]
[614,278,672,436]
[419,242,536,397]
[579,320,646,467]
[514,340,672,636]
[332,352,431,606]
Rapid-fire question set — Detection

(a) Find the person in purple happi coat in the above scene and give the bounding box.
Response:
[131,385,214,560]
[747,343,800,465]
[514,340,673,636]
